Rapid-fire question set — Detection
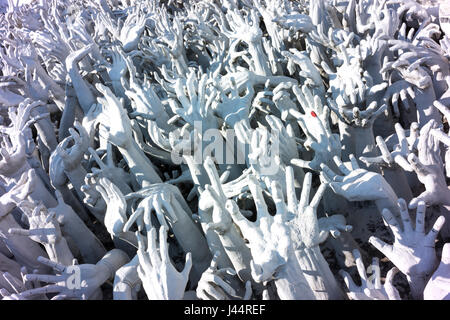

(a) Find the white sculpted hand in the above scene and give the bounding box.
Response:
[369,200,445,299]
[136,226,192,300]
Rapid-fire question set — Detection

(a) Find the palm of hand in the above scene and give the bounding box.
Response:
[61,126,90,170]
[121,24,145,52]
[107,50,127,81]
[332,169,392,201]
[416,165,449,204]
[174,74,218,131]
[136,227,191,300]
[126,183,184,231]
[53,263,104,299]
[273,90,297,118]
[105,200,127,237]
[340,250,400,300]
[137,258,190,300]
[96,178,127,236]
[96,84,133,148]
[3,170,34,208]
[228,177,290,283]
[411,120,450,206]
[137,261,163,299]
[265,115,298,165]
[249,216,289,283]
[390,233,436,279]
[89,148,132,192]
[48,203,70,225]
[27,261,105,299]
[95,166,130,187]
[424,243,450,300]
[28,213,61,245]
[307,132,341,169]
[214,87,253,127]
[100,117,132,149]
[284,170,330,249]
[291,86,341,170]
[290,205,321,248]
[0,134,27,176]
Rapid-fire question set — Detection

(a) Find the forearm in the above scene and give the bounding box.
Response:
[0,215,49,273]
[172,53,189,76]
[44,238,74,266]
[273,254,316,300]
[198,209,234,270]
[96,249,130,283]
[118,140,162,186]
[0,251,22,279]
[32,105,58,152]
[59,84,78,141]
[248,42,272,76]
[116,231,138,248]
[55,185,91,222]
[28,174,57,209]
[381,168,413,204]
[184,155,210,188]
[407,274,428,300]
[111,80,127,101]
[218,226,253,284]
[437,204,450,239]
[168,200,212,282]
[64,165,89,199]
[68,68,96,114]
[36,63,65,100]
[62,212,107,264]
[295,246,346,300]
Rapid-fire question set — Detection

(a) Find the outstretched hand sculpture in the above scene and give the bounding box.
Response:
[340,249,401,300]
[369,200,445,299]
[136,226,192,300]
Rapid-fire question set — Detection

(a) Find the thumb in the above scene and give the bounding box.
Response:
[408,197,419,209]
[409,191,435,209]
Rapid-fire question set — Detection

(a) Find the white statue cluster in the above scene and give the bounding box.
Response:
[0,0,449,300]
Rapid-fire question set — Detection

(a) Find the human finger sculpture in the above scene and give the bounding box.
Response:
[20,250,129,300]
[136,226,192,300]
[196,251,252,300]
[369,200,445,299]
[340,249,401,300]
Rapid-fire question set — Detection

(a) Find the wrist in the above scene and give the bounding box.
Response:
[406,274,428,299]
[97,249,130,281]
[45,238,74,266]
[374,194,399,217]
